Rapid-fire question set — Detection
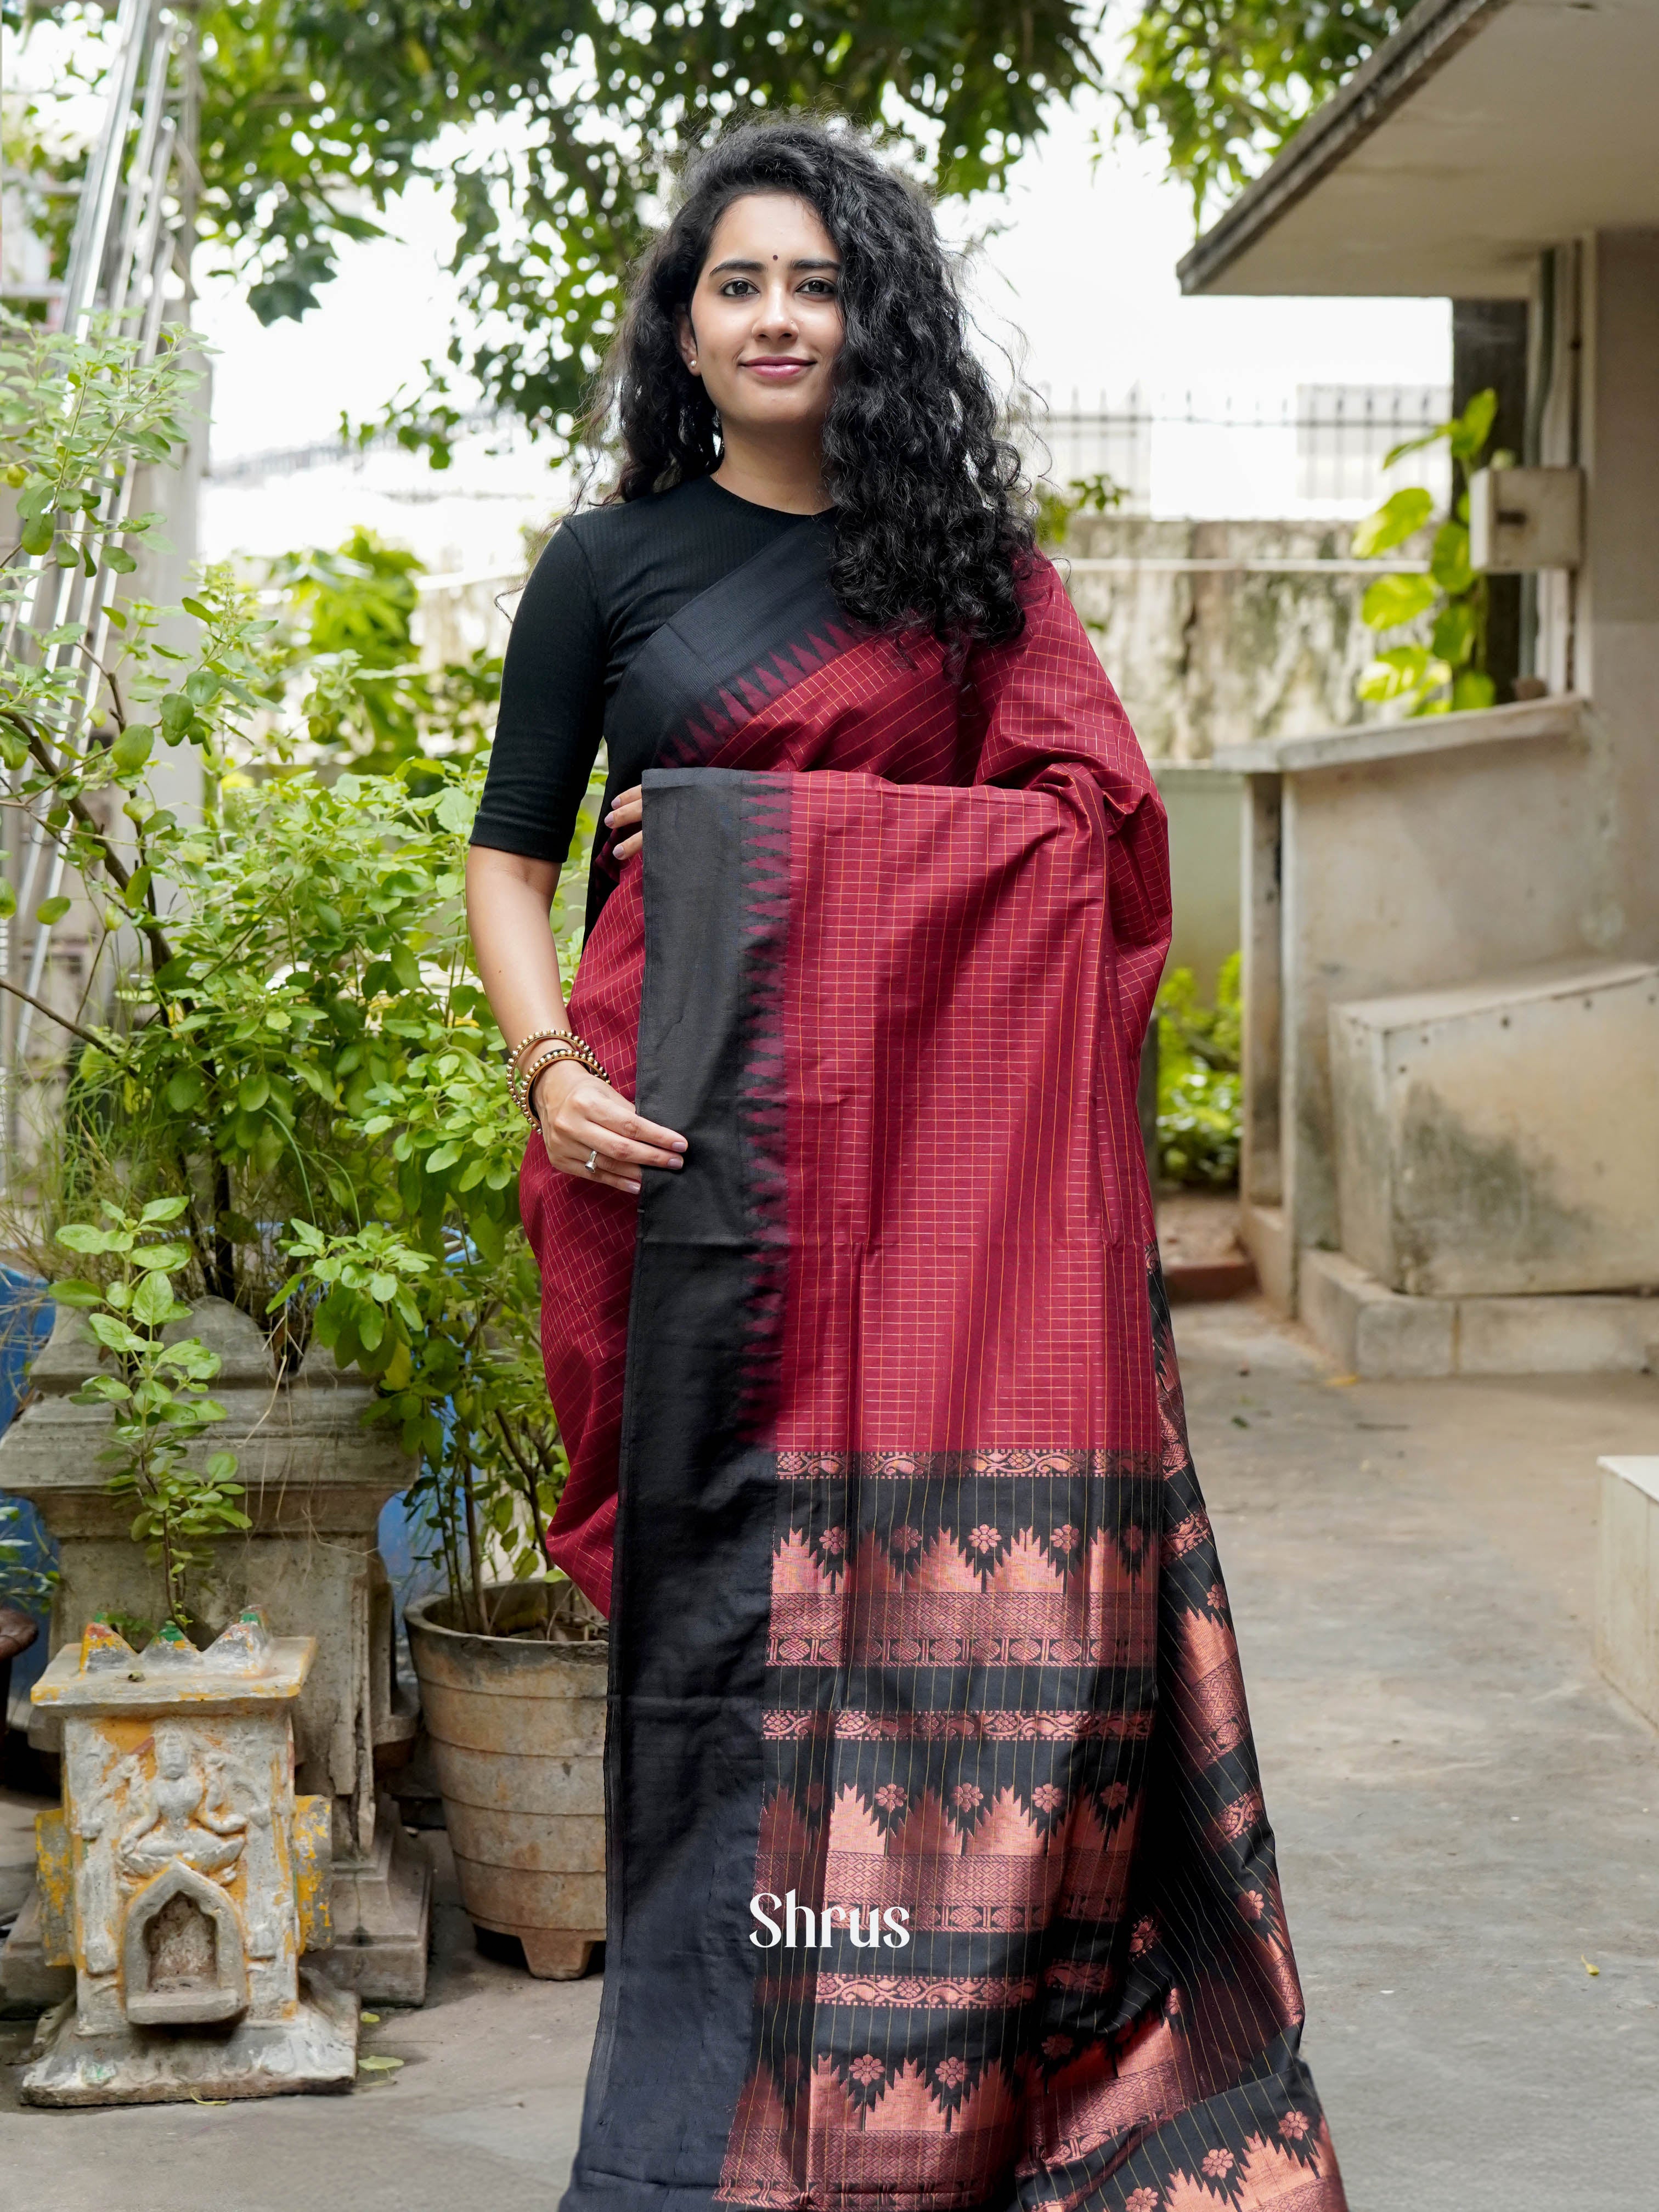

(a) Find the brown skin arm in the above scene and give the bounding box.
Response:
[464,845,686,1195]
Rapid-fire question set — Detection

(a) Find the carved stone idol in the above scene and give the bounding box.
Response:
[21,1611,357,2106]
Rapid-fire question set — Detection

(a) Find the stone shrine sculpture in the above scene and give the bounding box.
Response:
[0,1303,429,2011]
[21,1611,357,2105]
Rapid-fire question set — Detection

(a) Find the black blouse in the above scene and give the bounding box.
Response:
[469,475,812,868]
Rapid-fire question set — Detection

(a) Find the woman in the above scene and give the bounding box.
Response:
[467,119,1346,2212]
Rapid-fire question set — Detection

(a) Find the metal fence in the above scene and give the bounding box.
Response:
[1025,384,1452,518]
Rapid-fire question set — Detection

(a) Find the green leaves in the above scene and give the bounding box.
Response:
[1449,388,1498,464]
[50,1199,240,1629]
[160,692,198,744]
[57,1222,128,1256]
[1351,488,1435,561]
[131,1272,186,1329]
[1452,669,1498,713]
[134,1243,192,1276]
[87,1310,149,1357]
[0,319,194,593]
[1430,520,1474,598]
[110,724,155,776]
[1359,573,1436,632]
[188,4,1100,448]
[1117,3,1403,217]
[1355,386,1499,718]
[1,1497,58,1613]
[1431,601,1479,669]
[1,375,556,1629]
[35,896,70,927]
[1357,646,1454,707]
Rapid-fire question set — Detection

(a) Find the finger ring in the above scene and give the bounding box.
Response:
[584,1148,599,1173]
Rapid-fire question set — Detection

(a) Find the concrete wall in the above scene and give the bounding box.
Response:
[1279,710,1609,1261]
[1226,699,1613,1307]
[1151,766,1240,995]
[1578,230,1659,961]
[1328,959,1659,1297]
[1060,515,1395,762]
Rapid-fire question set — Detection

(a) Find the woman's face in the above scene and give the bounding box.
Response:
[679,193,844,441]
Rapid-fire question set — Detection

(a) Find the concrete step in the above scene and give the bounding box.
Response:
[1303,1246,1659,1377]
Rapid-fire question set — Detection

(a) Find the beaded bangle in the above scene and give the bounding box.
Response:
[506,1025,575,1073]
[513,1047,576,1125]
[513,1036,612,1125]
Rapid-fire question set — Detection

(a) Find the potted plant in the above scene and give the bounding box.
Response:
[403,1577,607,1982]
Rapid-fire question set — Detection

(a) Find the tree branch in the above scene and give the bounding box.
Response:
[0,972,122,1058]
[9,715,177,968]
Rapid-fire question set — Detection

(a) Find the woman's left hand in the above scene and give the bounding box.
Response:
[606,785,643,861]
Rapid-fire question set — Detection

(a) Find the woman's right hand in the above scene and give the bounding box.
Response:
[532,1058,687,1195]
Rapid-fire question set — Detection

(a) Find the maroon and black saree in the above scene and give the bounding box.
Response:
[520,516,1347,2212]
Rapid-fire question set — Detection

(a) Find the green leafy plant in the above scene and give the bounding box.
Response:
[269,527,501,774]
[50,1200,247,1629]
[1,1499,57,1612]
[1036,470,1127,549]
[1353,388,1504,719]
[1,314,567,1634]
[9,1,1102,453]
[1116,3,1413,219]
[1155,955,1241,1188]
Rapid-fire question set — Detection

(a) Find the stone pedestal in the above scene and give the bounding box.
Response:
[21,1612,356,2105]
[0,1301,430,2006]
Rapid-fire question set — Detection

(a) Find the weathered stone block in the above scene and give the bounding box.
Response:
[1330,958,1659,1298]
[20,1613,357,2105]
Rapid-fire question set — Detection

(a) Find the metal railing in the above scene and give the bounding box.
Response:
[3,1,197,1088]
[1025,384,1452,516]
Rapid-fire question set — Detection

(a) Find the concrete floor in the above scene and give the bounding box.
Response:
[2,1295,1657,2210]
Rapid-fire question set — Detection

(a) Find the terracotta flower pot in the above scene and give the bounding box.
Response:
[405,1579,606,1979]
[0,1603,38,1765]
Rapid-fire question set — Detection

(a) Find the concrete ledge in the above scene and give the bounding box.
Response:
[1300,1250,1454,1376]
[1240,1203,1294,1316]
[1597,1457,1659,1728]
[1215,692,1584,776]
[1302,1249,1659,1377]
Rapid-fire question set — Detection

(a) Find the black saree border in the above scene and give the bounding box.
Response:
[561,769,795,2212]
[607,510,846,767]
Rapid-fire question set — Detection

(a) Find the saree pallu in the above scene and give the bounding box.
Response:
[521,522,1347,2212]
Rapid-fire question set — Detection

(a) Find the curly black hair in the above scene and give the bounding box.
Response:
[591,117,1035,650]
